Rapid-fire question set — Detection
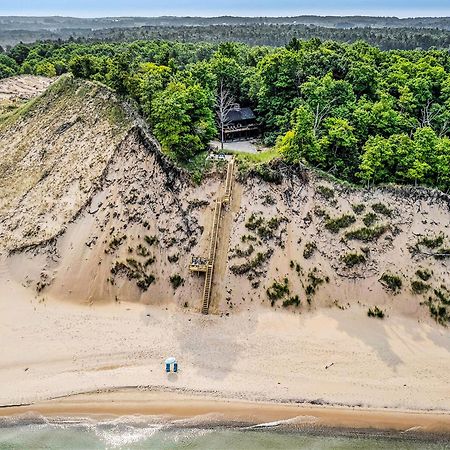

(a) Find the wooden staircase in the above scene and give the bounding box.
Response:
[223,159,235,204]
[189,157,236,315]
[201,199,222,314]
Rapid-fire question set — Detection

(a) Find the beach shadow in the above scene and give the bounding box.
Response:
[167,373,179,383]
[425,326,450,355]
[335,314,403,371]
[173,310,258,381]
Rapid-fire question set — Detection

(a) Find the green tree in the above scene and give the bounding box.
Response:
[128,62,171,120]
[435,138,450,191]
[35,61,56,77]
[106,51,135,95]
[359,135,394,186]
[151,81,216,161]
[68,55,100,79]
[300,73,356,131]
[0,54,19,79]
[318,117,358,177]
[0,64,16,79]
[8,43,30,65]
[277,106,321,165]
[252,49,302,136]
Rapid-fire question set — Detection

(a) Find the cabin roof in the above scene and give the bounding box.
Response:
[226,106,256,123]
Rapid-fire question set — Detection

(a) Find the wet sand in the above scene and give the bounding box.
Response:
[1,390,450,436]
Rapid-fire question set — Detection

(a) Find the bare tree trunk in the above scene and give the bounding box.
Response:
[215,80,235,151]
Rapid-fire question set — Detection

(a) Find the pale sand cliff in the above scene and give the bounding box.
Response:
[0,75,449,432]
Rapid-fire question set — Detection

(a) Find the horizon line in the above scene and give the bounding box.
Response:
[1,14,450,20]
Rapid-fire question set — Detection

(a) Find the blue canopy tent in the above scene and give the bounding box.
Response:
[165,357,178,373]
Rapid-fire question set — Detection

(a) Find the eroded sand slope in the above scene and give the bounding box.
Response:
[0,74,449,321]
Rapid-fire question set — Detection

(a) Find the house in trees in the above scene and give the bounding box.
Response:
[223,104,259,141]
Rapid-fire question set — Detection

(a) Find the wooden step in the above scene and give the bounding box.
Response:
[198,158,235,315]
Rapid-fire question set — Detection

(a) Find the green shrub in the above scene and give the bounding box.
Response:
[282,295,301,307]
[290,260,302,274]
[241,234,257,243]
[136,244,150,257]
[411,280,430,294]
[417,234,444,249]
[262,194,276,206]
[362,212,378,227]
[345,225,388,242]
[233,245,254,258]
[245,212,264,231]
[257,224,273,240]
[325,214,356,233]
[111,261,134,277]
[303,242,317,259]
[144,257,155,267]
[144,235,158,246]
[168,253,179,263]
[245,214,283,241]
[267,278,290,306]
[352,203,365,214]
[368,306,385,319]
[379,273,402,292]
[126,258,141,269]
[316,185,335,200]
[137,274,155,291]
[372,203,392,217]
[170,274,184,290]
[110,258,155,291]
[268,216,283,230]
[425,297,449,325]
[109,234,126,251]
[341,252,366,268]
[305,268,324,298]
[434,287,450,305]
[415,269,432,281]
[313,206,328,218]
[230,249,273,275]
[253,164,283,184]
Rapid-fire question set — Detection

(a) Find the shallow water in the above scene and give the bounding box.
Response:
[0,416,448,450]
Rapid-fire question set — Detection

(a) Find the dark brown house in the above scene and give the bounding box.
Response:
[223,105,259,141]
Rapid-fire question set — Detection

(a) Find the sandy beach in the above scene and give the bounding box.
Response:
[1,275,449,435]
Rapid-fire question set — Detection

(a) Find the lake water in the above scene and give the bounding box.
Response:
[0,415,448,449]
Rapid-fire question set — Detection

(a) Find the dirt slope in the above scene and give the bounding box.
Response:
[0,75,55,101]
[0,75,449,324]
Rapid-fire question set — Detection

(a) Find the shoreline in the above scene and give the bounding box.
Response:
[2,290,449,441]
[1,389,449,437]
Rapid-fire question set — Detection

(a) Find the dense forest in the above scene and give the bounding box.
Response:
[83,24,450,51]
[4,15,450,30]
[2,38,450,192]
[3,16,450,50]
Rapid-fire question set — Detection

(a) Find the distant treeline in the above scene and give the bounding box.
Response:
[82,24,450,51]
[3,16,450,50]
[1,39,450,191]
[3,15,450,30]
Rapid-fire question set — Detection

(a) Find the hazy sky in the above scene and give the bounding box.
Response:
[2,0,450,17]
